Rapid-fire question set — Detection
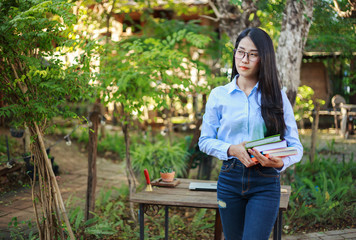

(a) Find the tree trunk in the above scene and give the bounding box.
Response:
[350,56,356,104]
[0,92,4,127]
[184,94,207,178]
[121,106,137,222]
[197,155,213,180]
[276,0,314,106]
[166,101,174,145]
[210,0,260,45]
[24,125,31,154]
[99,103,106,140]
[85,103,101,220]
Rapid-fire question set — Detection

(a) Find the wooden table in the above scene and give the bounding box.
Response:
[130,178,291,240]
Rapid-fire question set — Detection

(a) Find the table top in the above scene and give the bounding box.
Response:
[341,104,356,110]
[130,178,291,210]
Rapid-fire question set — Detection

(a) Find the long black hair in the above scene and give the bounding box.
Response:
[231,27,286,138]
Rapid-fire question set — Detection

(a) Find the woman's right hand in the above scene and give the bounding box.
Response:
[228,142,257,168]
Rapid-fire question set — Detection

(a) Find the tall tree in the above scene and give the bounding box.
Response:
[276,0,314,105]
[206,0,314,105]
[0,0,97,238]
[99,18,212,220]
[206,0,261,44]
[75,0,117,221]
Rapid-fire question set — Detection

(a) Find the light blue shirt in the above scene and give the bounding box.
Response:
[198,77,303,172]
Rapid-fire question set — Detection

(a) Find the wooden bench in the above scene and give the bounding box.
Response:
[130,178,291,240]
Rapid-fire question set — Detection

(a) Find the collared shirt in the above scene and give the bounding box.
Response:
[198,77,303,172]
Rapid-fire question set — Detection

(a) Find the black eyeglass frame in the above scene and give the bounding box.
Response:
[234,48,260,62]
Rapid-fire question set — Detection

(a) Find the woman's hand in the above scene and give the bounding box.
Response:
[248,148,284,169]
[228,142,257,168]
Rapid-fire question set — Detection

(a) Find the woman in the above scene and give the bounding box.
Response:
[198,27,303,240]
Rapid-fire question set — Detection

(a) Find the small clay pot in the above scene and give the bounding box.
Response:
[160,171,175,182]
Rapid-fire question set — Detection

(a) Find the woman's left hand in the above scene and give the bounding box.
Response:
[248,148,284,169]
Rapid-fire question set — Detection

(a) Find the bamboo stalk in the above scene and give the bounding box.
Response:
[45,164,54,238]
[13,58,73,238]
[34,123,75,240]
[54,191,65,240]
[31,151,42,239]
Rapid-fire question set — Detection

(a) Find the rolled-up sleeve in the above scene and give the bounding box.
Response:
[198,89,231,160]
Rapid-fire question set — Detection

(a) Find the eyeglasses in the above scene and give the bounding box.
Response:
[235,49,259,62]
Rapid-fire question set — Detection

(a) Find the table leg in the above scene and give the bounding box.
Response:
[341,107,348,138]
[273,210,283,240]
[214,209,223,240]
[140,203,144,240]
[165,206,169,240]
[348,116,354,135]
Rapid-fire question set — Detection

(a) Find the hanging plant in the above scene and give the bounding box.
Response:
[10,127,24,138]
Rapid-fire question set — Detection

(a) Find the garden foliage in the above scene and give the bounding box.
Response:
[283,155,356,233]
[294,85,325,128]
[99,19,213,120]
[131,137,189,179]
[0,0,97,127]
[0,0,98,238]
[63,154,355,238]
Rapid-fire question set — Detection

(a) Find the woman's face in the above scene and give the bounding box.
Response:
[235,36,260,80]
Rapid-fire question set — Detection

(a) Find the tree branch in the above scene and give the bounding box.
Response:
[199,15,220,22]
[330,0,356,18]
[10,63,28,95]
[208,0,222,20]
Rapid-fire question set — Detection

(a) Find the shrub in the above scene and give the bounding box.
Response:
[283,155,356,233]
[131,138,189,180]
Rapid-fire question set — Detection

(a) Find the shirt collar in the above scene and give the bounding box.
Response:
[226,75,239,94]
[227,75,260,94]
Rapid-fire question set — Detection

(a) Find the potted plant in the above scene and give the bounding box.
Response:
[160,167,175,182]
[10,127,24,138]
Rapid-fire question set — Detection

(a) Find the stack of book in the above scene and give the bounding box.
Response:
[245,134,297,162]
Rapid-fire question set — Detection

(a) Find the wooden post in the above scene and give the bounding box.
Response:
[85,103,101,220]
[214,209,223,240]
[333,106,339,132]
[340,104,348,138]
[310,103,320,162]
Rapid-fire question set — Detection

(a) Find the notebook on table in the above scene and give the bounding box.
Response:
[189,182,217,191]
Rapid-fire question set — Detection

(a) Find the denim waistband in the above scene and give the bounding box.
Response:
[225,158,280,174]
[225,158,243,169]
[226,158,268,170]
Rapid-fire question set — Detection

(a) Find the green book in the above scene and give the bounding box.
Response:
[245,134,281,149]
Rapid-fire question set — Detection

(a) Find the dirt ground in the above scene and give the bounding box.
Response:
[0,126,127,238]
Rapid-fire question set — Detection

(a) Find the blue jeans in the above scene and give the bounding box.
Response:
[217,159,281,240]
